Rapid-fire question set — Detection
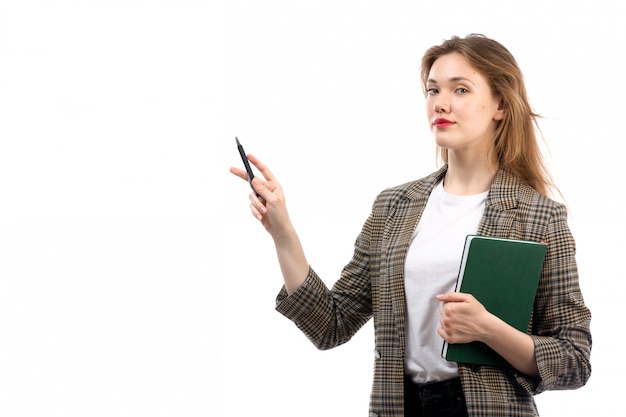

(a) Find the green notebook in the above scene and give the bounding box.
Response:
[442,235,547,366]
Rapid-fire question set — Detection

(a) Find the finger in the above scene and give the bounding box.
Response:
[249,201,264,221]
[438,327,447,340]
[229,166,250,182]
[247,154,276,182]
[437,292,468,303]
[249,187,267,211]
[250,177,273,203]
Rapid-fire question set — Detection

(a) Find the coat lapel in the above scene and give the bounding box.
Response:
[384,166,447,353]
[477,168,520,238]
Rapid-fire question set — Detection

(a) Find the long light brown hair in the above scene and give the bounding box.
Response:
[421,34,554,197]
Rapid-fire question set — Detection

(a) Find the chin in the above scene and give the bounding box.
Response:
[433,137,456,150]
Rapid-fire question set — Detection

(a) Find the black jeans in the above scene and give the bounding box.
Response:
[404,376,468,417]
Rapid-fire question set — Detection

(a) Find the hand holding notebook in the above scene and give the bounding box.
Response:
[441,235,547,366]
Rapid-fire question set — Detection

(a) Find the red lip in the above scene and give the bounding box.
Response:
[434,118,455,128]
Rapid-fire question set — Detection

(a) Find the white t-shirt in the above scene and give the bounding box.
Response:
[404,180,488,383]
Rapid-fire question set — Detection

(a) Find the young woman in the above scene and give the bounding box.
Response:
[230,34,591,417]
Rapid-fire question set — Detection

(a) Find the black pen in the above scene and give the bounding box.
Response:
[235,137,260,196]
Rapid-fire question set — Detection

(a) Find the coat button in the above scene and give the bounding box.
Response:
[373,349,381,359]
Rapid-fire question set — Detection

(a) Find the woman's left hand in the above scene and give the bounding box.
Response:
[437,291,540,376]
[436,292,492,344]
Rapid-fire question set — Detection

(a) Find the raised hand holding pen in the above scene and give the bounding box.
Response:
[230,154,309,294]
[230,154,285,232]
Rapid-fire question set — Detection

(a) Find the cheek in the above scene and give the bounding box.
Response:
[425,102,435,118]
[475,103,488,113]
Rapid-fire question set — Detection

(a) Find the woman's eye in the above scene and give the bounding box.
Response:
[427,88,438,95]
[456,87,469,94]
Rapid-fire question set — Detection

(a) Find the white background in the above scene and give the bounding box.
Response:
[1,0,622,416]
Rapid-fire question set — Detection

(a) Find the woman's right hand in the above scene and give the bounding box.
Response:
[230,154,309,294]
[229,154,293,239]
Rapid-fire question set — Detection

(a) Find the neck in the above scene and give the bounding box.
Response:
[443,153,498,196]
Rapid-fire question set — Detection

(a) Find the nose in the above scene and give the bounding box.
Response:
[433,95,450,113]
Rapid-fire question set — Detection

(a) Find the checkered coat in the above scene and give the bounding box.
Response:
[276,165,592,417]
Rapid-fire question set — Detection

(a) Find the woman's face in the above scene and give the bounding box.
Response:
[425,52,504,158]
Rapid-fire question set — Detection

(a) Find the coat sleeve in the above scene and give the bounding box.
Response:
[531,202,592,393]
[274,205,376,350]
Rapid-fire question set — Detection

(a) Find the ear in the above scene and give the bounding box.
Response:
[493,98,506,121]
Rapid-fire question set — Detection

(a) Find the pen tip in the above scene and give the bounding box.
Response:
[235,136,240,145]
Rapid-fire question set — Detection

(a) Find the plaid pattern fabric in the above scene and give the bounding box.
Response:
[276,165,591,417]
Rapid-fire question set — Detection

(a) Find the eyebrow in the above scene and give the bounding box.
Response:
[427,76,476,85]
